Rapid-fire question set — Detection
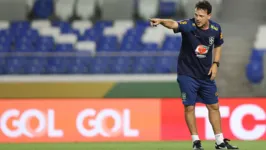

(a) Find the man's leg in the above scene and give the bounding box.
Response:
[206,103,224,144]
[199,80,239,149]
[177,75,203,150]
[198,80,224,144]
[184,105,199,141]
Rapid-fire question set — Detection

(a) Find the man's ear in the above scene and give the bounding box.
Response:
[208,14,211,19]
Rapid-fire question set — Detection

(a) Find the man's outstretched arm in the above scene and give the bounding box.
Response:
[149,18,179,30]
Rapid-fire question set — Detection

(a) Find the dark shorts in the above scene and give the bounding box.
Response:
[177,75,219,106]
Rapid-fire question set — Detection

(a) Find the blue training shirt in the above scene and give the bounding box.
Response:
[173,18,224,80]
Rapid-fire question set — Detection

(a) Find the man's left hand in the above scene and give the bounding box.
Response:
[208,64,218,80]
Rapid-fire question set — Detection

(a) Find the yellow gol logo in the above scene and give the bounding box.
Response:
[215,92,219,97]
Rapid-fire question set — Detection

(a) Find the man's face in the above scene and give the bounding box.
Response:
[194,8,211,28]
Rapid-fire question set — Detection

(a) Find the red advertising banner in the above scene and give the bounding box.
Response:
[161,98,266,141]
[0,99,161,143]
[0,98,265,143]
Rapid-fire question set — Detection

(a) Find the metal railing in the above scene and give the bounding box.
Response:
[0,51,179,57]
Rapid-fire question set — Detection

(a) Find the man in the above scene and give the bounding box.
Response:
[150,1,239,150]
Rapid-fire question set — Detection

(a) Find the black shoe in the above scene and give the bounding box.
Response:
[193,140,204,150]
[215,138,239,149]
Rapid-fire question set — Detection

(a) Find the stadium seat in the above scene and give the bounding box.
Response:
[103,27,127,42]
[109,20,134,42]
[55,44,74,52]
[24,64,45,74]
[159,0,177,17]
[31,20,51,31]
[0,18,183,75]
[68,41,95,74]
[109,57,132,73]
[122,34,139,44]
[76,0,97,20]
[72,20,93,35]
[154,56,177,73]
[75,41,96,55]
[37,36,54,45]
[0,43,9,52]
[0,21,9,30]
[52,21,79,35]
[0,35,10,46]
[24,57,47,74]
[113,20,134,29]
[52,21,71,30]
[89,56,111,74]
[15,29,39,44]
[246,24,266,84]
[81,27,104,41]
[33,0,54,19]
[103,27,119,36]
[142,26,166,47]
[17,28,38,38]
[120,42,142,52]
[46,56,71,74]
[55,0,75,21]
[249,49,264,62]
[36,44,54,52]
[0,58,6,74]
[94,20,113,30]
[39,27,60,40]
[10,21,30,36]
[246,60,264,84]
[55,34,77,44]
[132,56,155,73]
[46,65,66,74]
[161,36,182,51]
[97,36,118,52]
[254,26,266,49]
[138,0,159,19]
[14,42,35,52]
[136,20,150,28]
[6,57,26,74]
[142,43,159,51]
[0,29,10,37]
[67,63,89,74]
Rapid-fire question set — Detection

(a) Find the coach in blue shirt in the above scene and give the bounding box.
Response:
[150,0,239,150]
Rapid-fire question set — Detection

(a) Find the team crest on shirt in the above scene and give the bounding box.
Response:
[209,36,215,45]
[195,45,209,58]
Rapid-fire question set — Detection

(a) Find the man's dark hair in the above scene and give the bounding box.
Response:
[195,0,212,14]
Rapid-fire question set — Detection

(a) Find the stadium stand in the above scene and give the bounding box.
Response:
[246,25,266,84]
[0,19,182,74]
[32,0,54,19]
[0,0,224,75]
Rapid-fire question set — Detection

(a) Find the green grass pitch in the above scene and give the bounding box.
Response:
[0,141,265,150]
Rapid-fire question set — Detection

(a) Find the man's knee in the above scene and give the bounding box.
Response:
[185,105,195,113]
[206,103,220,111]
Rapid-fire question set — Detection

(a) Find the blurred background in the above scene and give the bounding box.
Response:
[0,0,265,149]
[0,0,265,97]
